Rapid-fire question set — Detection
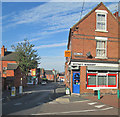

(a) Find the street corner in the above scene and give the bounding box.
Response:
[55,97,70,103]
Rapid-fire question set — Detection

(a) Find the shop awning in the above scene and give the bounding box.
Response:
[87,66,120,71]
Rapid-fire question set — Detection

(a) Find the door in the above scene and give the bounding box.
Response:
[73,72,80,94]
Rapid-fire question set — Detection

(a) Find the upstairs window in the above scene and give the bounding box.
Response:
[96,40,106,57]
[95,37,107,59]
[95,10,108,32]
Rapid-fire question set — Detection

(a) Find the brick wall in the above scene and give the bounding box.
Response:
[80,66,94,94]
[14,67,27,88]
[70,4,119,62]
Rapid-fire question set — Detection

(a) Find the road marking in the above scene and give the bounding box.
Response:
[49,102,58,104]
[48,100,90,104]
[88,102,97,105]
[31,107,113,115]
[71,100,89,103]
[95,105,105,108]
[14,103,22,106]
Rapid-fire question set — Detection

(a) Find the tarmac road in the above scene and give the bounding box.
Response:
[2,82,119,116]
[2,82,58,115]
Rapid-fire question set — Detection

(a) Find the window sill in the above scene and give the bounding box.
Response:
[95,57,108,59]
[95,30,108,33]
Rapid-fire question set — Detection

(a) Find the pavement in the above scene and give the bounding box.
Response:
[2,82,120,110]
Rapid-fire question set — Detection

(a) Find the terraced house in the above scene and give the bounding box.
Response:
[0,45,27,90]
[65,2,120,95]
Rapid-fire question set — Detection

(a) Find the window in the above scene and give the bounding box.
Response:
[96,40,106,57]
[95,10,108,32]
[95,37,107,58]
[88,75,96,85]
[98,76,107,86]
[87,73,117,88]
[108,75,116,86]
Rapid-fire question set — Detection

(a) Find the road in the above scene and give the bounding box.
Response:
[2,82,118,115]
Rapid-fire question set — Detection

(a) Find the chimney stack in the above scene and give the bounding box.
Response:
[1,45,5,57]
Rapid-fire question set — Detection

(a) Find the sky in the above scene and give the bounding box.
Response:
[1,1,119,72]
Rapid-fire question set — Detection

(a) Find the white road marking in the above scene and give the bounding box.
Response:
[49,102,58,104]
[70,100,89,103]
[95,105,105,108]
[88,102,97,105]
[48,100,89,104]
[14,103,22,106]
[31,107,113,115]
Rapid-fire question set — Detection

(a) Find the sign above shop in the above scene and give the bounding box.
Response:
[64,50,71,57]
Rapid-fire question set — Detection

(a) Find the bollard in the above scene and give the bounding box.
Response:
[117,89,119,99]
[98,90,100,100]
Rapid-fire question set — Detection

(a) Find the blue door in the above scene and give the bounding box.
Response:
[73,72,80,94]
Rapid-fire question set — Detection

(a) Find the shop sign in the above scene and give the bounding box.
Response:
[11,87,16,96]
[72,63,96,66]
[64,50,71,57]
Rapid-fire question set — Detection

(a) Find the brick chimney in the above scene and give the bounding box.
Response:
[113,11,120,22]
[1,45,5,57]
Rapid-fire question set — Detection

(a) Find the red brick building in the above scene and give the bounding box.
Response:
[65,2,120,95]
[0,46,27,90]
[45,70,54,81]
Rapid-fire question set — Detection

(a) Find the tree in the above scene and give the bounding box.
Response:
[11,39,40,77]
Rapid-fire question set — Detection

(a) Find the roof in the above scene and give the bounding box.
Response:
[7,63,18,70]
[45,70,53,75]
[2,52,17,61]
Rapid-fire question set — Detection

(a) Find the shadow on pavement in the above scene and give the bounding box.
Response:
[2,82,66,115]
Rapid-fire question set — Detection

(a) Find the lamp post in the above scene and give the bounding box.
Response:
[52,69,57,96]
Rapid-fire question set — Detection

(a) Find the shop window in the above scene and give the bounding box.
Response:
[108,75,116,86]
[98,76,107,86]
[88,75,96,85]
[87,73,117,88]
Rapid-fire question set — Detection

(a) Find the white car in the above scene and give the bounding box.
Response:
[41,81,47,85]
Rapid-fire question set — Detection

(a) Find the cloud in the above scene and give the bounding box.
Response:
[33,42,67,49]
[3,2,98,31]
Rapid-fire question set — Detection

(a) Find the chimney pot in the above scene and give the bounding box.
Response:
[1,45,5,57]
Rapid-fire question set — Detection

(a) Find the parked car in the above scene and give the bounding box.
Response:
[41,81,47,85]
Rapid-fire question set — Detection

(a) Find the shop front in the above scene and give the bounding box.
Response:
[70,61,119,95]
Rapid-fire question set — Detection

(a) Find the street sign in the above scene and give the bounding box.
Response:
[64,50,71,57]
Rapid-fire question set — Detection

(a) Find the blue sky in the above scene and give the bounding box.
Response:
[2,1,119,72]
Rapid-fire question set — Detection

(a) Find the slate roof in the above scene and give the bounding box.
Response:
[45,70,53,75]
[7,63,18,70]
[2,52,17,61]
